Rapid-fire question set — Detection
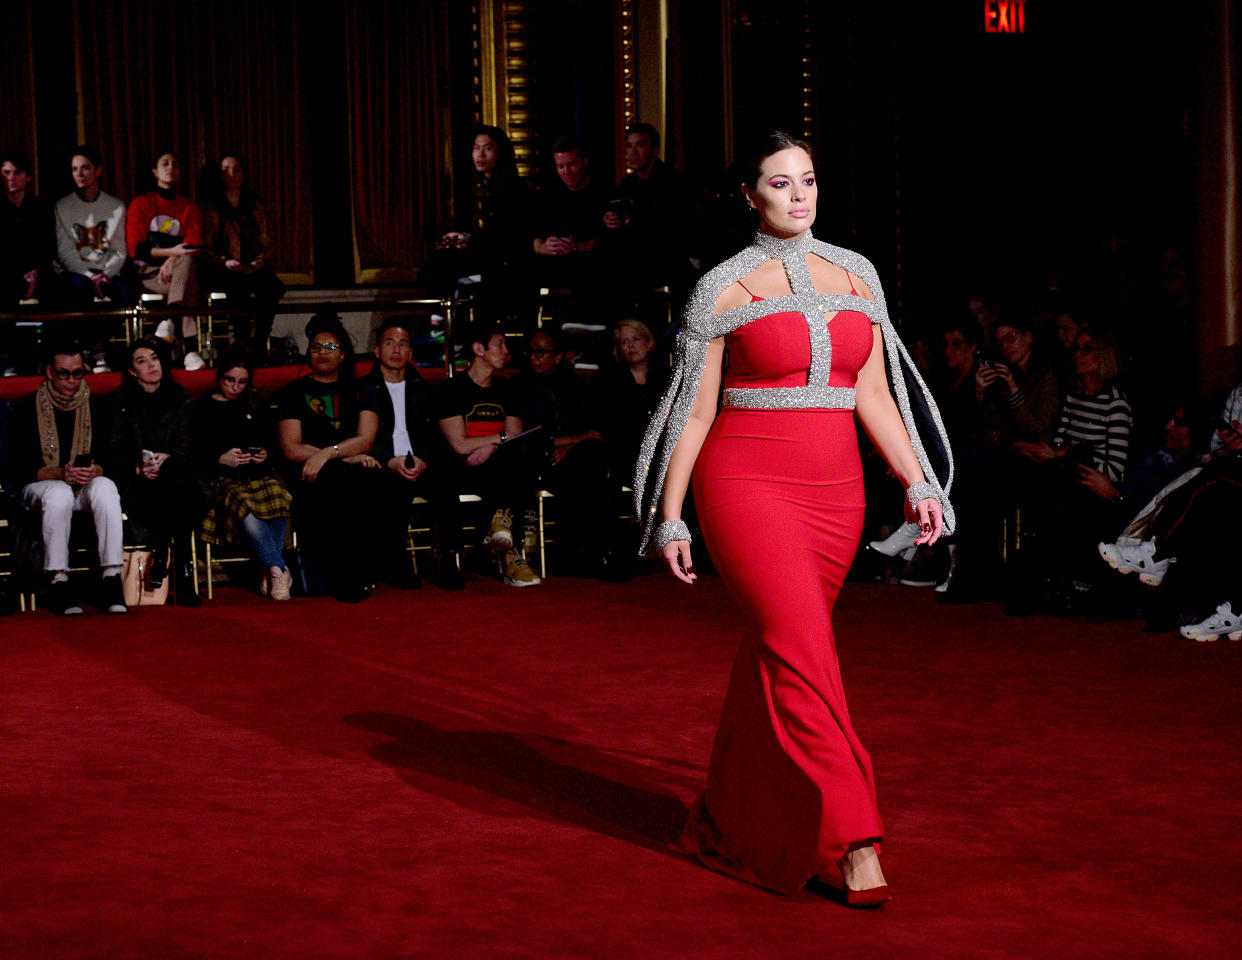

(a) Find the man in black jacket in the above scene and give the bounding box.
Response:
[362,317,463,589]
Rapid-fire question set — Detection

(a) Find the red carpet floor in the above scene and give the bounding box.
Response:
[2,574,1240,959]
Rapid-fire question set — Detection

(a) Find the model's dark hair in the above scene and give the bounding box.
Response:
[626,122,660,152]
[0,149,32,174]
[738,128,815,189]
[71,144,103,168]
[551,134,587,157]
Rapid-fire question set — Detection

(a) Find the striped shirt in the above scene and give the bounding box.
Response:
[1211,383,1242,452]
[1053,385,1132,482]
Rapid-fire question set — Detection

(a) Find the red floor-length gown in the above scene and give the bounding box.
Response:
[683,283,882,895]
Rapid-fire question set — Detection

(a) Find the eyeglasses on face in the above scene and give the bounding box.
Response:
[222,375,250,386]
[309,342,342,353]
[52,368,87,381]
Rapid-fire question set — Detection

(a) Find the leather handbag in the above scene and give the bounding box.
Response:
[121,549,171,606]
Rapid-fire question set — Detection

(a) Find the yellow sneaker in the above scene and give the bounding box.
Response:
[500,550,541,587]
[484,508,513,551]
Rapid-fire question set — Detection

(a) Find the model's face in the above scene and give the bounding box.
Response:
[1165,408,1192,454]
[554,150,588,190]
[220,156,245,192]
[473,135,498,175]
[744,147,816,238]
[219,366,250,401]
[309,332,345,375]
[153,153,180,189]
[376,327,412,374]
[942,331,976,372]
[1055,313,1080,349]
[475,333,510,370]
[617,325,652,366]
[47,353,87,398]
[130,347,163,387]
[994,325,1032,366]
[528,332,558,375]
[71,155,100,191]
[625,133,655,173]
[2,162,28,197]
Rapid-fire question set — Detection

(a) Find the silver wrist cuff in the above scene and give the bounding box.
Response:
[653,519,692,548]
[906,481,937,511]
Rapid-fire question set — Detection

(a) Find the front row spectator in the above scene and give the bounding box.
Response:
[54,145,134,307]
[433,324,541,587]
[191,347,293,601]
[108,339,205,606]
[276,313,384,603]
[12,340,126,615]
[361,318,463,590]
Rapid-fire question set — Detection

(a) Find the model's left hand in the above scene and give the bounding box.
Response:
[909,498,944,546]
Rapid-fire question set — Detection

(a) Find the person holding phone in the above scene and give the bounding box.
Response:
[191,346,293,600]
[108,339,205,605]
[13,340,126,615]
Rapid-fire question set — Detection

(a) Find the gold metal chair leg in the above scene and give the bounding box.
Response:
[205,540,214,601]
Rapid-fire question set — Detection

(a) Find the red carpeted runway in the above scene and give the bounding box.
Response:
[2,574,1239,959]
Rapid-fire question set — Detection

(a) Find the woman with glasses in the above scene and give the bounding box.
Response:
[107,338,205,605]
[191,346,293,600]
[275,313,384,602]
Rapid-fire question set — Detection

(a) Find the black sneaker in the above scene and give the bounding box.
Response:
[46,580,84,616]
[99,575,128,614]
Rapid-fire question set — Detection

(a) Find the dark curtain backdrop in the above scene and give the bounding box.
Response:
[73,0,313,276]
[0,3,38,167]
[345,0,446,280]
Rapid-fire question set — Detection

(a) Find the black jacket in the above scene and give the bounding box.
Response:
[359,363,439,466]
[107,377,192,495]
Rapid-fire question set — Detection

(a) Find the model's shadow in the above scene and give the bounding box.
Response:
[345,712,691,852]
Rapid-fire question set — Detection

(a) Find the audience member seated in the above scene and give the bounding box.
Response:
[1012,329,1132,609]
[432,324,541,587]
[199,152,286,358]
[54,145,135,307]
[1053,309,1086,383]
[513,330,626,580]
[11,339,126,615]
[360,317,462,590]
[276,312,384,603]
[107,339,205,607]
[602,122,699,306]
[191,347,293,601]
[126,151,205,369]
[594,318,668,490]
[966,294,1001,346]
[1,150,57,307]
[977,318,1062,446]
[434,126,534,322]
[530,135,608,314]
[0,397,15,616]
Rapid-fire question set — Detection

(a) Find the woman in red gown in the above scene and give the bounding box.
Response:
[635,131,953,904]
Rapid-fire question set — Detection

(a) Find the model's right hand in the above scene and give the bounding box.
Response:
[661,540,696,584]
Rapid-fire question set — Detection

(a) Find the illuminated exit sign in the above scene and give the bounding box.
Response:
[984,0,1026,33]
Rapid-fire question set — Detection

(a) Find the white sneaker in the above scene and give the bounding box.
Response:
[1179,603,1242,642]
[869,523,920,558]
[1098,538,1170,585]
[154,319,177,341]
[183,351,206,371]
[500,550,541,587]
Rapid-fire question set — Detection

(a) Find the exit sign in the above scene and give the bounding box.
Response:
[984,0,1026,33]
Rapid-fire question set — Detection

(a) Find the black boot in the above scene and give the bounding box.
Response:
[172,536,200,607]
[436,549,465,591]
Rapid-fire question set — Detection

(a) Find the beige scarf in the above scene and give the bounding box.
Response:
[36,378,93,470]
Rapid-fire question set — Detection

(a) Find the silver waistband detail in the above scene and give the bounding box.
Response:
[723,385,857,410]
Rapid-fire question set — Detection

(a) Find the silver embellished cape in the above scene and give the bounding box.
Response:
[634,229,956,554]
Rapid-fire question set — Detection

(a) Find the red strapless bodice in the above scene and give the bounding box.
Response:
[723,305,873,393]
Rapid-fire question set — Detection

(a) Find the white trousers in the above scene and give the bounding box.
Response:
[20,477,125,573]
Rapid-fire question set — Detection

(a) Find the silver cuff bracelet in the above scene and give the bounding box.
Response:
[906,481,937,511]
[653,519,692,548]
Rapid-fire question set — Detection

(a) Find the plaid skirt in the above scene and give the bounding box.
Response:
[200,474,293,546]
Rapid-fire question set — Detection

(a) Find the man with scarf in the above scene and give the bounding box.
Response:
[14,340,126,615]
